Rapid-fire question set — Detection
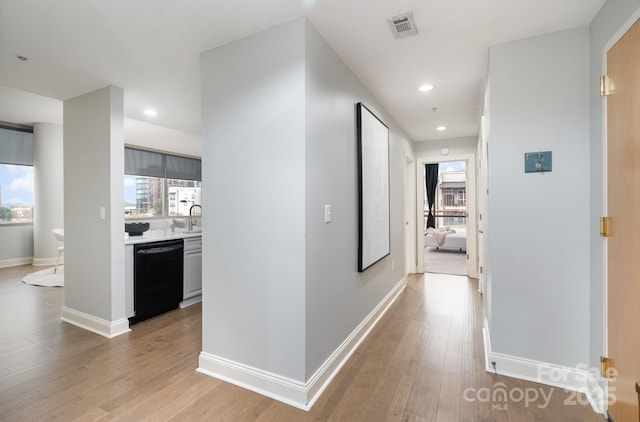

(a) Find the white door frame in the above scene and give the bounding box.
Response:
[404,152,417,274]
[415,153,478,278]
[477,115,489,295]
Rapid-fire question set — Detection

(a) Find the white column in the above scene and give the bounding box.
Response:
[32,123,64,265]
[61,85,128,338]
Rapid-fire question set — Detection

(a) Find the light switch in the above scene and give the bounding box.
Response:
[324,204,331,223]
[100,206,106,220]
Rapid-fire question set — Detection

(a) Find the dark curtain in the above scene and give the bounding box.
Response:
[425,164,439,228]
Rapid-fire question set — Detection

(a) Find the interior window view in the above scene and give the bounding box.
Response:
[1,1,638,421]
[423,161,468,276]
[0,127,34,224]
[0,165,33,223]
[124,148,202,219]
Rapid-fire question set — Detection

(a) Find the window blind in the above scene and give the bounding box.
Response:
[0,127,33,166]
[166,154,201,181]
[124,148,164,178]
[125,147,201,181]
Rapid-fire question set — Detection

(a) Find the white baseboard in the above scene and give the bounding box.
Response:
[198,353,309,410]
[0,257,32,268]
[198,277,407,410]
[482,317,605,415]
[32,257,60,266]
[180,294,202,308]
[61,307,131,338]
[304,277,406,408]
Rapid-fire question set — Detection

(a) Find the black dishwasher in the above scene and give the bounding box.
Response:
[130,239,184,324]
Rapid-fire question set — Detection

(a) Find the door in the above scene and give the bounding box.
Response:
[184,237,203,298]
[606,17,640,422]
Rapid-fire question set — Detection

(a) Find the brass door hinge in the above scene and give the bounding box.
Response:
[600,217,611,237]
[600,74,610,97]
[601,356,611,378]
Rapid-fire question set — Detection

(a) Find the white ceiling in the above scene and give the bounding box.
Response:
[0,0,606,150]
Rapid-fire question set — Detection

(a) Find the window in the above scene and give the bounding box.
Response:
[442,188,466,207]
[0,126,34,224]
[124,147,201,218]
[423,161,467,229]
[167,178,201,216]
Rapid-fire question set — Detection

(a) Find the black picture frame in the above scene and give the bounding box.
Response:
[357,102,390,272]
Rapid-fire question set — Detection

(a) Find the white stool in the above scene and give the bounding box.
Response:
[52,229,64,274]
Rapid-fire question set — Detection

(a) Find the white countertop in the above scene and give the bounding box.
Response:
[124,228,202,245]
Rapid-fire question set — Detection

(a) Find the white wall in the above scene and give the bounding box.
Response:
[304,21,413,377]
[200,17,413,392]
[201,18,307,381]
[33,123,64,265]
[588,0,640,372]
[0,225,32,266]
[413,136,477,156]
[63,86,126,326]
[487,27,590,366]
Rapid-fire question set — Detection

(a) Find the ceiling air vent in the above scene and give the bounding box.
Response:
[387,12,418,39]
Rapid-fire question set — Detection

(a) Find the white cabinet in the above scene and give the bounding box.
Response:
[183,237,202,301]
[125,244,134,318]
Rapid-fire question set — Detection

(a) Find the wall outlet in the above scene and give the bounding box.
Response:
[391,260,395,270]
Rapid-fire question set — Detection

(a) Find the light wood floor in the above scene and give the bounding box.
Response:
[0,265,603,421]
[423,247,467,276]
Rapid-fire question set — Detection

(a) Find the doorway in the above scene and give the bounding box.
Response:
[423,161,468,276]
[415,153,478,278]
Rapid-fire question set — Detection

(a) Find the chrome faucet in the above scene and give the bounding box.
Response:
[188,204,202,231]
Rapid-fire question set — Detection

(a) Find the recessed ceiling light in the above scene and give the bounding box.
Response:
[418,84,434,92]
[144,109,158,117]
[436,126,447,131]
